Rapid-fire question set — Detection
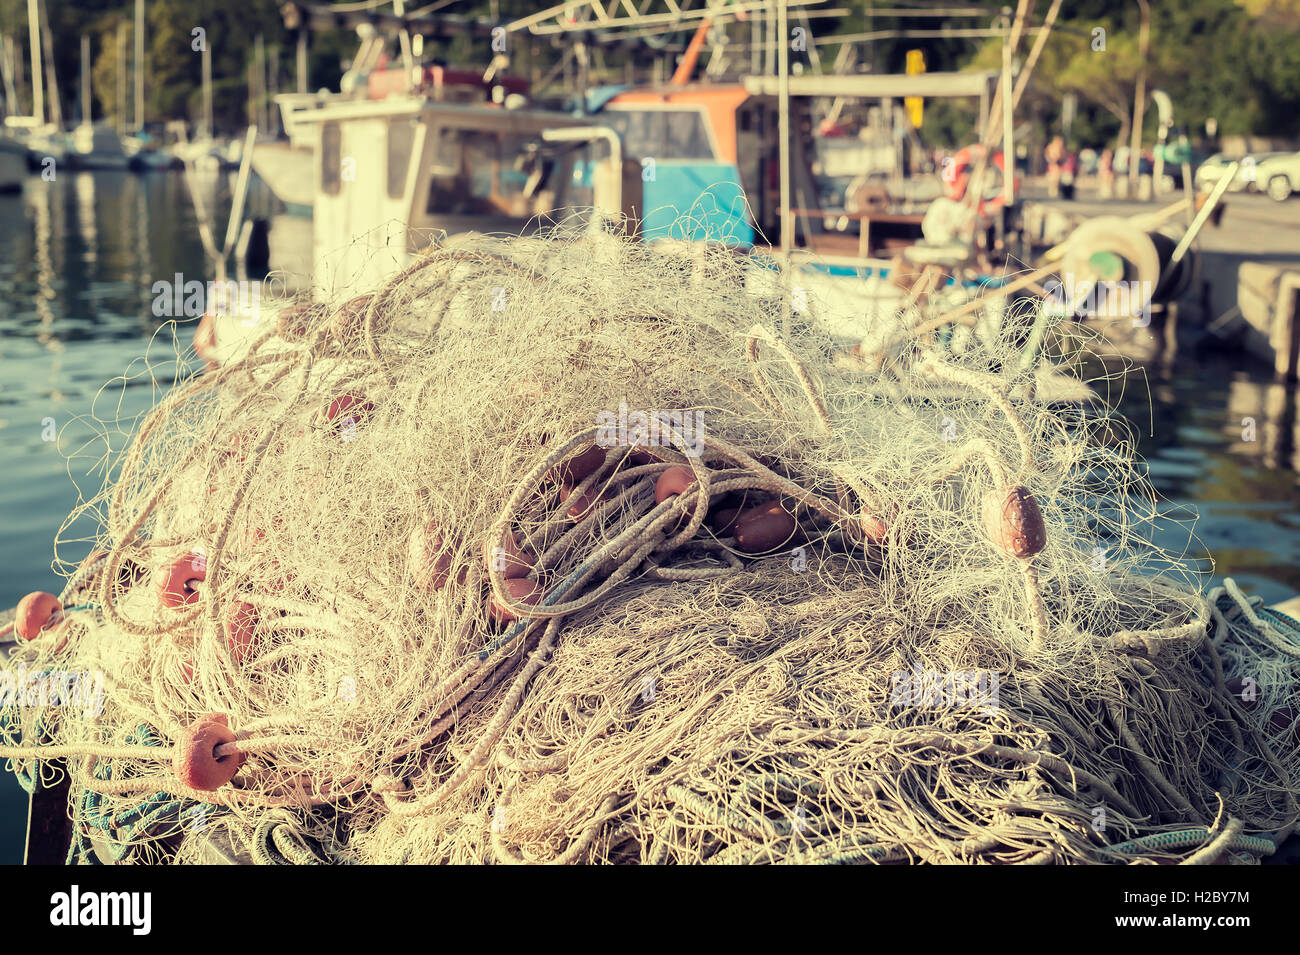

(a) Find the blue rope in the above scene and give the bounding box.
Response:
[68,724,216,865]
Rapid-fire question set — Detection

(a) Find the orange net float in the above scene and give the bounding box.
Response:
[223,601,260,662]
[489,578,542,625]
[553,444,606,487]
[15,591,65,641]
[409,519,457,593]
[173,713,245,792]
[981,486,1047,560]
[327,392,375,434]
[733,501,797,554]
[562,484,612,522]
[653,465,706,533]
[192,311,219,370]
[486,530,534,580]
[157,550,208,609]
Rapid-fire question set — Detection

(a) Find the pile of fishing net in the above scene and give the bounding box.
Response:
[3,228,1298,865]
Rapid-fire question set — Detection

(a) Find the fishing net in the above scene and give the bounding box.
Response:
[3,226,1298,865]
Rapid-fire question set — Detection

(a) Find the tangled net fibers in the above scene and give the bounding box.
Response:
[4,229,1299,865]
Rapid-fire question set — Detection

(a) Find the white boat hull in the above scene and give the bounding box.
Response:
[251,141,314,208]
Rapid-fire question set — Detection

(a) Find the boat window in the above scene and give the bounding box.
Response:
[601,108,714,161]
[388,119,417,199]
[321,122,341,196]
[427,128,534,217]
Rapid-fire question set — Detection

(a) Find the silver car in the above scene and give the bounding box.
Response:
[1254,151,1300,201]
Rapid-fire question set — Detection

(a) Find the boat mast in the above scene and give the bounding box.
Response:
[133,0,144,133]
[202,41,212,140]
[116,21,127,134]
[25,0,42,124]
[80,34,90,126]
[37,0,60,129]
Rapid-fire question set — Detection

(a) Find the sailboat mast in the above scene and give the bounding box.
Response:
[80,34,90,125]
[37,0,60,128]
[133,0,143,132]
[116,21,127,134]
[202,42,212,140]
[25,0,43,124]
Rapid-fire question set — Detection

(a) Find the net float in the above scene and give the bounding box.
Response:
[654,466,697,504]
[158,551,208,608]
[554,445,606,486]
[15,592,64,641]
[734,502,797,554]
[489,577,543,625]
[708,492,764,537]
[410,520,456,591]
[334,293,374,330]
[327,393,375,431]
[981,486,1046,560]
[276,298,321,341]
[224,601,259,661]
[1225,677,1259,709]
[193,311,219,369]
[563,484,610,522]
[1267,707,1299,743]
[485,530,533,580]
[173,713,245,791]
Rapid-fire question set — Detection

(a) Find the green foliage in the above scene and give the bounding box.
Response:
[1,0,1296,140]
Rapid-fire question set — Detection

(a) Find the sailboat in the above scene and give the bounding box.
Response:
[67,34,127,170]
[7,0,66,170]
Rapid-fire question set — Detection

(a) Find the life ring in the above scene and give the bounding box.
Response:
[942,145,1020,216]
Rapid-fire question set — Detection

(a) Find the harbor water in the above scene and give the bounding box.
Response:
[1,171,1298,862]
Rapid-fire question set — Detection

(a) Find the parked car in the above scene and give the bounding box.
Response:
[1195,153,1254,193]
[1254,150,1300,201]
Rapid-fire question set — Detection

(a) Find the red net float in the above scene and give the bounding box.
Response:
[15,592,63,641]
[193,311,219,370]
[173,713,245,791]
[483,530,532,581]
[489,578,542,625]
[158,551,208,609]
[327,393,375,432]
[654,466,696,504]
[410,520,456,592]
[223,601,259,661]
[554,445,606,486]
[981,487,1046,560]
[563,484,610,522]
[734,502,797,554]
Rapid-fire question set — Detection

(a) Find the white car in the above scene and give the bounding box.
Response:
[1254,151,1300,201]
[1195,153,1252,193]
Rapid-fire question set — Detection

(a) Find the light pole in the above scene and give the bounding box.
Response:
[1128,0,1150,198]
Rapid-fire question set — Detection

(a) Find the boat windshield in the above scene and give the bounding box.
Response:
[600,108,715,161]
[427,127,535,217]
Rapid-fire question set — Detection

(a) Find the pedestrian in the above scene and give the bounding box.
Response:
[1045,135,1065,198]
[1098,148,1114,198]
